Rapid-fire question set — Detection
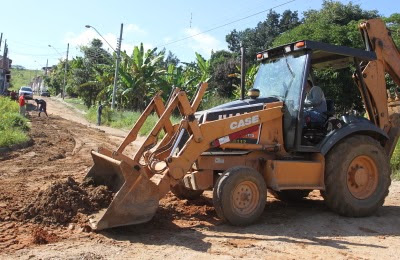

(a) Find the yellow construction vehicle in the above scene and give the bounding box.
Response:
[86,18,400,230]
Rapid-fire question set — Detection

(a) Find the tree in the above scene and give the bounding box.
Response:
[81,39,113,65]
[118,43,166,110]
[226,10,301,63]
[384,13,400,51]
[272,1,380,113]
[273,1,379,48]
[230,64,259,99]
[11,65,25,70]
[45,39,114,107]
[45,61,70,96]
[74,39,114,107]
[162,50,180,68]
[209,50,239,97]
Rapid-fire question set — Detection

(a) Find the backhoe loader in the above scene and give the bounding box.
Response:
[85,18,400,230]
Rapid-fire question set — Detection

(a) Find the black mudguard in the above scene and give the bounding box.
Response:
[319,119,388,155]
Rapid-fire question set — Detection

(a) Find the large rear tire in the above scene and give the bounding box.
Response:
[324,135,391,217]
[213,166,266,225]
[269,189,311,202]
[171,181,204,200]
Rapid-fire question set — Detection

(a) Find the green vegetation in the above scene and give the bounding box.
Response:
[63,97,89,112]
[43,1,399,116]
[391,142,400,180]
[0,97,29,148]
[85,106,180,137]
[10,68,42,90]
[200,95,233,110]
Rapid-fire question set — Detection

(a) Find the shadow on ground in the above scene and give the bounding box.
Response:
[100,195,400,253]
[26,102,37,112]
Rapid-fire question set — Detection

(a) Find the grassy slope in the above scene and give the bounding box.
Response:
[64,98,180,136]
[64,98,89,112]
[0,97,29,147]
[9,68,42,90]
[86,106,180,137]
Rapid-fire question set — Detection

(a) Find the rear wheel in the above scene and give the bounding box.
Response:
[269,189,311,202]
[324,135,391,217]
[213,166,266,225]
[171,181,204,200]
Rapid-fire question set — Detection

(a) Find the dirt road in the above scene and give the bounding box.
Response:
[1,98,400,259]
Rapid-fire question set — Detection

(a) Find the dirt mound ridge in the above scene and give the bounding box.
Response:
[31,227,59,245]
[20,177,113,225]
[160,193,215,218]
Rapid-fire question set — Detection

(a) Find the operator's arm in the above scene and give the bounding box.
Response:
[304,86,324,108]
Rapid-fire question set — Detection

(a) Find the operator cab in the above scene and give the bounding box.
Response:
[253,40,377,153]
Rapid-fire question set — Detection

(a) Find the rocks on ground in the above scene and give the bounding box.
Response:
[31,227,59,245]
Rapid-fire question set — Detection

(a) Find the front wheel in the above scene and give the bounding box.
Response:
[213,166,266,225]
[324,135,391,217]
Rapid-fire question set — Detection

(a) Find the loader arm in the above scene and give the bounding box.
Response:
[360,19,400,88]
[157,104,284,197]
[356,19,400,155]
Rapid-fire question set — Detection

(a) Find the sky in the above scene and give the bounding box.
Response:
[0,0,397,70]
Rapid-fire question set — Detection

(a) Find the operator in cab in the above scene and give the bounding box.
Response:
[304,79,327,125]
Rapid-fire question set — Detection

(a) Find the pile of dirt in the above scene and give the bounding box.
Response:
[19,177,113,225]
[31,227,59,245]
[157,192,217,224]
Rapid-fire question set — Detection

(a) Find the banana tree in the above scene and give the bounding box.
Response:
[230,64,260,99]
[176,52,213,100]
[118,43,166,110]
[195,52,211,83]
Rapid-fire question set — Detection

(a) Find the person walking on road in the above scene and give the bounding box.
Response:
[19,94,26,117]
[34,98,48,117]
[97,101,103,126]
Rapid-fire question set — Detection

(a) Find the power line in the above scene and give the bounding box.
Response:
[156,0,296,49]
[196,0,282,31]
[10,51,66,57]
[8,39,65,50]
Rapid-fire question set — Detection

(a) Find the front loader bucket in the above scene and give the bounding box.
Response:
[85,151,159,230]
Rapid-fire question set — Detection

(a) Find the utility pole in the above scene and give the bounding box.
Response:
[45,59,48,76]
[0,33,3,52]
[62,43,69,99]
[44,59,48,92]
[2,40,7,94]
[0,34,2,94]
[111,23,123,110]
[240,43,246,100]
[2,40,6,68]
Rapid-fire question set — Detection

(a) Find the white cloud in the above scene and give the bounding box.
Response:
[65,29,119,52]
[163,36,172,43]
[143,43,154,51]
[120,42,154,55]
[125,24,146,35]
[64,28,153,56]
[183,27,223,57]
[120,42,134,55]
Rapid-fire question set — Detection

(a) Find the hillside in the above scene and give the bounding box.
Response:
[9,68,42,90]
